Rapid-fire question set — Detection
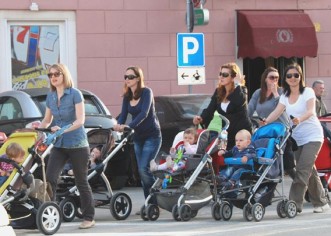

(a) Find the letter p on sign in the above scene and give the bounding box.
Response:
[177,33,205,67]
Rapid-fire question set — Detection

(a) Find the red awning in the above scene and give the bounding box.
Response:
[237,10,318,59]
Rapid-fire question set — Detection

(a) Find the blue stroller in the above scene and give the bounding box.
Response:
[212,122,298,222]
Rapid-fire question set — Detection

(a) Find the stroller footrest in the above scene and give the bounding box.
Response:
[258,157,273,165]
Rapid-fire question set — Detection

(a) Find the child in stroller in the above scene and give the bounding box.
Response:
[61,145,103,176]
[217,129,256,190]
[0,143,26,185]
[149,127,198,172]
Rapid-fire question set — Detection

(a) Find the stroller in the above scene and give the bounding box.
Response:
[212,122,298,222]
[140,120,226,222]
[307,113,331,202]
[55,127,135,221]
[0,128,64,235]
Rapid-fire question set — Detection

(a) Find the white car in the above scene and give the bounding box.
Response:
[0,204,16,236]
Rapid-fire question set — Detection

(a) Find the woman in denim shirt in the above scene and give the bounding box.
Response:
[39,63,95,229]
[114,66,162,210]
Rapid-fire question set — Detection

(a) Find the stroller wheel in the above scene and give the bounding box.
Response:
[220,201,232,221]
[172,205,181,221]
[36,202,62,235]
[191,210,198,218]
[110,192,132,220]
[140,205,149,221]
[276,201,286,218]
[211,202,222,221]
[179,204,192,222]
[59,197,77,222]
[146,204,160,221]
[252,203,264,222]
[285,200,297,218]
[243,203,253,221]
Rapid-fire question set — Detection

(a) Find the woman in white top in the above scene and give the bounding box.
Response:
[264,63,329,213]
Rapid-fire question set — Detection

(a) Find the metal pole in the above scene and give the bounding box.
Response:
[187,0,194,93]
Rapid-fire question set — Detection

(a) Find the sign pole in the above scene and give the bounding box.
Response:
[186,0,194,93]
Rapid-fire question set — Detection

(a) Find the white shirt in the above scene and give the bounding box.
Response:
[279,87,323,146]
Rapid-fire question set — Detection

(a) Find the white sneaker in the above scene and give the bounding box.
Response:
[313,203,330,213]
[150,160,158,172]
[166,156,174,169]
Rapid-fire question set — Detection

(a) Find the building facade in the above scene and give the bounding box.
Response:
[0,0,330,115]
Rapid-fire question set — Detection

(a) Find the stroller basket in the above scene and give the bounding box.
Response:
[155,181,211,212]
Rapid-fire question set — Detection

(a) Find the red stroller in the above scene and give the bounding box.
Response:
[315,113,331,195]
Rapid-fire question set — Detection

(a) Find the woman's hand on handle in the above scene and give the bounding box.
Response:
[193,116,203,125]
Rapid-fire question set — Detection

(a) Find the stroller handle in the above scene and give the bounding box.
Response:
[36,124,72,145]
[219,114,230,131]
[35,127,52,132]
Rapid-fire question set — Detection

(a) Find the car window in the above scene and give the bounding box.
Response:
[172,96,210,117]
[0,97,23,120]
[32,95,103,116]
[84,98,100,115]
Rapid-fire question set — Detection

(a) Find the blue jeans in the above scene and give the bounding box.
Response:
[134,135,161,199]
[220,166,247,182]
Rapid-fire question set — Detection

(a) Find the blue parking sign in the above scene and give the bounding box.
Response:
[177,33,205,67]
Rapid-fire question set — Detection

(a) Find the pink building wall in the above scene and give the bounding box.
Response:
[1,0,331,116]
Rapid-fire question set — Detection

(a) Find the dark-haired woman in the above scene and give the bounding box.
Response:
[113,66,161,207]
[248,67,296,179]
[264,63,329,213]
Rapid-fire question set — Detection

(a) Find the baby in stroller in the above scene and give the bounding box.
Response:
[0,143,26,185]
[217,129,256,190]
[62,145,103,176]
[149,127,198,172]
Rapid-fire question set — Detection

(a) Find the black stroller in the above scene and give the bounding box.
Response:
[56,127,135,221]
[140,117,228,222]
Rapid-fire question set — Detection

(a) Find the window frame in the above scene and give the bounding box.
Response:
[0,11,77,92]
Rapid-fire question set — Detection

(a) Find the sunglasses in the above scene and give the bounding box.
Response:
[286,73,300,79]
[47,72,62,79]
[267,76,279,80]
[124,74,138,80]
[219,72,230,78]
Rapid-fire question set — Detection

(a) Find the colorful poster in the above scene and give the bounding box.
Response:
[11,25,60,90]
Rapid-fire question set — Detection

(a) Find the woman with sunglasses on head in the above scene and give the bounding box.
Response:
[39,63,95,229]
[264,63,329,213]
[113,66,161,211]
[248,67,296,179]
[193,62,252,173]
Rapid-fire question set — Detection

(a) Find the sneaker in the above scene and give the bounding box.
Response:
[313,203,330,213]
[166,156,173,169]
[150,160,158,172]
[221,180,235,190]
[79,220,95,229]
[135,210,141,215]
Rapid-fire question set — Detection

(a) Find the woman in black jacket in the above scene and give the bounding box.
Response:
[193,62,252,172]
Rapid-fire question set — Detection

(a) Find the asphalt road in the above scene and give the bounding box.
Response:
[14,176,331,236]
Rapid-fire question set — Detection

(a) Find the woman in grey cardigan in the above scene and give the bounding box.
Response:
[248,66,296,179]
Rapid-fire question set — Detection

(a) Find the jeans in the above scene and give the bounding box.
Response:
[46,147,95,221]
[289,141,328,211]
[220,166,247,182]
[134,135,161,199]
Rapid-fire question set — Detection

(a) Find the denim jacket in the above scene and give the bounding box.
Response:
[46,88,88,148]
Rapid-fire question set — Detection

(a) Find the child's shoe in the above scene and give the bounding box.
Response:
[221,180,235,190]
[166,156,174,169]
[150,160,158,172]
